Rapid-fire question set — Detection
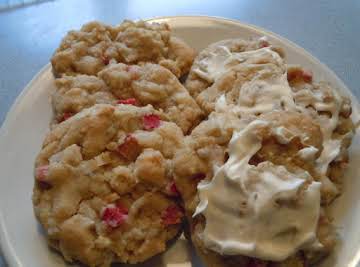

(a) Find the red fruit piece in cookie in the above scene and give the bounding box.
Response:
[59,112,74,122]
[259,39,270,48]
[35,165,52,189]
[117,135,142,161]
[101,204,128,228]
[117,98,138,106]
[125,65,140,79]
[166,181,180,197]
[287,68,312,83]
[302,69,313,83]
[115,202,128,214]
[143,114,161,130]
[36,165,49,180]
[102,55,110,65]
[161,205,183,226]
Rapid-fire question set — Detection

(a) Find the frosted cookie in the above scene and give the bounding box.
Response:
[98,63,203,133]
[185,37,284,98]
[174,110,336,267]
[287,65,356,204]
[51,20,195,78]
[195,57,288,115]
[33,104,185,266]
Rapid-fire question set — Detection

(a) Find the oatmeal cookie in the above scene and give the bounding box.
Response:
[287,65,356,204]
[174,110,335,267]
[51,20,195,78]
[33,104,185,266]
[185,37,284,98]
[195,60,288,115]
[52,63,203,133]
[98,63,203,133]
[52,75,117,123]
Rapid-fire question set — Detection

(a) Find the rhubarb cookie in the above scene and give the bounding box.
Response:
[52,63,203,133]
[98,63,203,133]
[185,37,284,99]
[51,20,195,78]
[32,104,185,266]
[52,75,117,123]
[287,65,355,204]
[174,110,337,267]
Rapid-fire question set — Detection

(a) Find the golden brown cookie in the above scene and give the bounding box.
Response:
[52,74,117,123]
[185,37,284,98]
[287,65,355,204]
[98,63,203,133]
[33,104,185,266]
[51,20,195,78]
[52,63,203,133]
[174,110,335,267]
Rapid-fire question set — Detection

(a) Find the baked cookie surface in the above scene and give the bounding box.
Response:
[185,38,284,98]
[287,65,355,204]
[33,104,185,266]
[98,62,203,133]
[51,20,195,78]
[38,27,357,267]
[174,111,337,267]
[52,74,117,123]
[52,63,203,133]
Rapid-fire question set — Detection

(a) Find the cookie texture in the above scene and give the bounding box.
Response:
[52,75,117,122]
[52,63,203,133]
[35,30,356,267]
[287,65,355,204]
[33,104,185,266]
[174,111,337,267]
[185,38,284,98]
[98,63,203,133]
[51,20,195,78]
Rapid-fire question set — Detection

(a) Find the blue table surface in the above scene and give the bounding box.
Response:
[0,0,359,266]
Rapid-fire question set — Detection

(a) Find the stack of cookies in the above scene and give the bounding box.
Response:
[32,20,356,267]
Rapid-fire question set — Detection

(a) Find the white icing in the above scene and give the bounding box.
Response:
[214,72,296,118]
[195,38,352,258]
[297,147,319,161]
[273,126,295,144]
[293,83,343,175]
[194,120,321,261]
[193,45,283,83]
[235,73,296,114]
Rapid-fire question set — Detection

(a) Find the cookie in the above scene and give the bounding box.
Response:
[52,63,203,133]
[287,65,355,204]
[174,110,335,267]
[98,62,203,133]
[51,20,195,78]
[33,104,185,266]
[185,37,284,98]
[52,75,117,123]
[196,57,288,115]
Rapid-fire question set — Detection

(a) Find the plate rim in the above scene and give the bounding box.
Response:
[0,15,358,267]
[0,63,51,267]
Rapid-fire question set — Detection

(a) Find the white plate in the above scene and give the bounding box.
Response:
[0,16,359,267]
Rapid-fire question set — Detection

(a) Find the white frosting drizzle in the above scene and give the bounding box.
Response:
[194,120,322,261]
[193,46,283,83]
[293,85,343,175]
[193,37,353,260]
[235,73,297,114]
[297,147,319,161]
